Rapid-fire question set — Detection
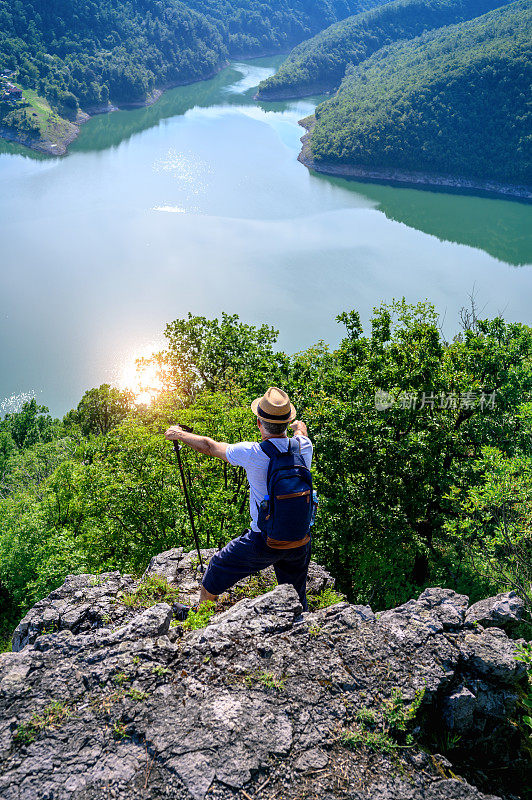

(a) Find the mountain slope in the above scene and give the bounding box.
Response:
[304,0,532,188]
[188,0,391,56]
[257,0,517,98]
[0,0,388,114]
[0,0,226,111]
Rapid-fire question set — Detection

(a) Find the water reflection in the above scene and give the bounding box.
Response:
[316,174,532,267]
[70,58,290,154]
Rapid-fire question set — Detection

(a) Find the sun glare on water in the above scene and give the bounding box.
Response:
[118,344,165,406]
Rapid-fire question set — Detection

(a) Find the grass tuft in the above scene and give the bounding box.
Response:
[13,701,70,746]
[181,601,217,631]
[119,574,182,609]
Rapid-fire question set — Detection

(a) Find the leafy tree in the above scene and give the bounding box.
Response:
[0,399,57,450]
[65,384,134,436]
[160,312,289,397]
[446,446,532,624]
[293,301,532,606]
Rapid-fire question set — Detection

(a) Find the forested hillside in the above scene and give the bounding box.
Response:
[2,305,532,652]
[257,0,515,98]
[0,0,226,112]
[306,0,532,186]
[0,0,385,116]
[187,0,389,55]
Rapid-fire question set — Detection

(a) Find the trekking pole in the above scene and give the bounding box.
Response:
[171,425,204,573]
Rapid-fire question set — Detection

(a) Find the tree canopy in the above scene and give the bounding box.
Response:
[257,0,515,97]
[308,0,531,185]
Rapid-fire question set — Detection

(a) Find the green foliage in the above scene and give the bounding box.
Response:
[342,726,399,753]
[127,688,148,701]
[308,585,345,610]
[112,721,129,739]
[296,301,532,607]
[2,304,532,642]
[151,664,170,676]
[64,384,134,436]
[119,575,183,609]
[0,0,382,121]
[0,0,227,113]
[355,706,378,726]
[160,311,289,397]
[231,572,277,600]
[13,701,70,746]
[309,0,532,185]
[0,399,58,450]
[259,0,511,97]
[187,0,387,56]
[343,687,425,753]
[182,600,217,630]
[445,447,532,623]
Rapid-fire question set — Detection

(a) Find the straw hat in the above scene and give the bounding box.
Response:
[251,387,297,425]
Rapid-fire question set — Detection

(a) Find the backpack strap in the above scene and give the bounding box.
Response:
[259,439,280,460]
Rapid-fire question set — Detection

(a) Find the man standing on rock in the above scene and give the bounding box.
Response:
[165,387,314,612]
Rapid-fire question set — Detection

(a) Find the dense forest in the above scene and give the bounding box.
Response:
[186,0,389,55]
[257,0,515,98]
[307,0,531,186]
[1,304,531,651]
[0,0,384,116]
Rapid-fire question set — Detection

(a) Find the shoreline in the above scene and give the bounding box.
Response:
[298,117,532,202]
[1,52,291,157]
[0,61,231,157]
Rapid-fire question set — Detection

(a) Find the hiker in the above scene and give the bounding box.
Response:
[164,387,314,612]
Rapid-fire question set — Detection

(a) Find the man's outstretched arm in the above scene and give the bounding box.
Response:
[165,426,229,462]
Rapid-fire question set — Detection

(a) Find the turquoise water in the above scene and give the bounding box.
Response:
[1,57,531,415]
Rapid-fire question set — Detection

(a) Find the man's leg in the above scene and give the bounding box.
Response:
[273,541,312,611]
[201,529,275,601]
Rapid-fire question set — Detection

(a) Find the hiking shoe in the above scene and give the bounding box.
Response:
[172,602,190,622]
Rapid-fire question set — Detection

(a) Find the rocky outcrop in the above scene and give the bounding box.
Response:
[465,592,526,635]
[0,549,529,800]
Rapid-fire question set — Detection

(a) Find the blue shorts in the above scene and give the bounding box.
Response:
[202,529,312,611]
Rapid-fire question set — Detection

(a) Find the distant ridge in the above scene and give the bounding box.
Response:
[300,0,532,191]
[257,0,517,98]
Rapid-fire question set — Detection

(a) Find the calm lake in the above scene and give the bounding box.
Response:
[1,56,531,416]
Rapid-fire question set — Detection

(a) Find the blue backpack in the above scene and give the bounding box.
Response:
[257,438,314,544]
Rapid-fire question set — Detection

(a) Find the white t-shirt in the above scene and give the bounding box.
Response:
[226,436,313,532]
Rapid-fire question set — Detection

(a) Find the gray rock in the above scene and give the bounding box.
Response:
[1,557,526,800]
[294,747,329,771]
[379,588,469,637]
[142,546,185,583]
[442,685,477,731]
[465,591,526,634]
[459,628,527,685]
[111,603,173,640]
